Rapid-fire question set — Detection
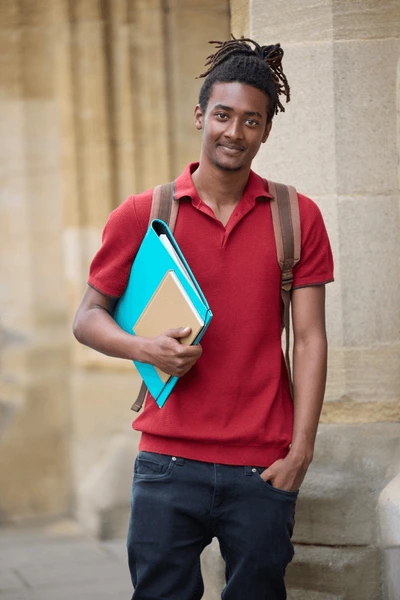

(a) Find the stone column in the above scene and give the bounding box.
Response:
[0,0,71,520]
[379,475,400,600]
[236,0,400,597]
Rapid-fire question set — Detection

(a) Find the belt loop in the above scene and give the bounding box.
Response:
[174,456,185,466]
[244,466,253,476]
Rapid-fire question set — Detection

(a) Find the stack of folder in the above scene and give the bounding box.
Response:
[113,219,213,407]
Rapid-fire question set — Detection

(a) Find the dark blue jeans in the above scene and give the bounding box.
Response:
[127,452,298,600]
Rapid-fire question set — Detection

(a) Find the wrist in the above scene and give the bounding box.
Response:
[287,445,314,468]
[132,335,153,363]
[290,430,316,464]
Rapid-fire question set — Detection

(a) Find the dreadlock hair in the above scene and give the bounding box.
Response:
[198,36,290,123]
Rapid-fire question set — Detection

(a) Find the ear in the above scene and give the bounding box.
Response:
[262,120,272,143]
[194,104,204,131]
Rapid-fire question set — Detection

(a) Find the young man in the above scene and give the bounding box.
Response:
[73,37,334,600]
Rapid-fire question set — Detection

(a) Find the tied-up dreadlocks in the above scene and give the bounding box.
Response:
[198,36,290,116]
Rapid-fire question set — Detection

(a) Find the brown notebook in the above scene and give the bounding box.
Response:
[133,270,204,383]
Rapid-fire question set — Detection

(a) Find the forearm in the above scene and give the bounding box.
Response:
[73,305,147,362]
[260,286,328,491]
[73,299,202,377]
[290,333,328,463]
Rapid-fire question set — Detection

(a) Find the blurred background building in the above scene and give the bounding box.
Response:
[0,1,399,598]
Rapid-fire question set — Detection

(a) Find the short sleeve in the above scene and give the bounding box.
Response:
[292,193,334,289]
[88,192,151,297]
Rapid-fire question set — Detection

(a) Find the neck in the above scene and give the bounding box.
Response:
[192,162,251,209]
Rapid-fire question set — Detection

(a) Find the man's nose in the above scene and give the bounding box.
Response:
[225,119,243,139]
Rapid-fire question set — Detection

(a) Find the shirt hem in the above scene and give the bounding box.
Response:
[137,432,291,467]
[87,280,122,299]
[292,278,334,290]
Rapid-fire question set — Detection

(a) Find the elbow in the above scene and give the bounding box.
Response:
[72,312,85,344]
[295,329,327,351]
[293,333,328,362]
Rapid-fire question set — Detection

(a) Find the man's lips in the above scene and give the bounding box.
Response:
[218,143,245,152]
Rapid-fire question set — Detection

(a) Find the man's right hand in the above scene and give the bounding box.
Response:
[73,286,202,376]
[140,327,203,377]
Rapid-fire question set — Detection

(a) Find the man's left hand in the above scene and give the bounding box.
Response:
[259,453,311,492]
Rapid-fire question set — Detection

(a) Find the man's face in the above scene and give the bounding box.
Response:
[194,82,272,172]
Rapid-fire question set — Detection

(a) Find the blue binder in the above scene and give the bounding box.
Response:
[113,219,213,407]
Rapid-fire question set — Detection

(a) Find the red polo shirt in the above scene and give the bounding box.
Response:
[88,163,334,467]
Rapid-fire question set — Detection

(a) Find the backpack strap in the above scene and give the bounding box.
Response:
[131,181,178,412]
[148,182,179,232]
[266,180,301,398]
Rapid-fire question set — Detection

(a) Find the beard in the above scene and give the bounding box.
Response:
[212,159,243,173]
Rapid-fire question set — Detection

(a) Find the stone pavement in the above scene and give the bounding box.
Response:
[0,520,132,600]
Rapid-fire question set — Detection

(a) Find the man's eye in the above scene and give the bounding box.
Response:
[216,113,228,120]
[246,119,258,126]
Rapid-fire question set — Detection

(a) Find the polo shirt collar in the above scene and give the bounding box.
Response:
[174,162,273,203]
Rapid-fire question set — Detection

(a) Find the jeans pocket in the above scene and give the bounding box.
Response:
[254,467,299,498]
[134,451,175,479]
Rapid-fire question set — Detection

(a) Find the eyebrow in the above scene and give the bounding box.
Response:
[214,103,263,120]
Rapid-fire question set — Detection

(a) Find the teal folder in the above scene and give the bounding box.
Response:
[113,219,213,408]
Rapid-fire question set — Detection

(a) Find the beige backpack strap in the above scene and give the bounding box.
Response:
[131,181,178,412]
[267,180,301,398]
